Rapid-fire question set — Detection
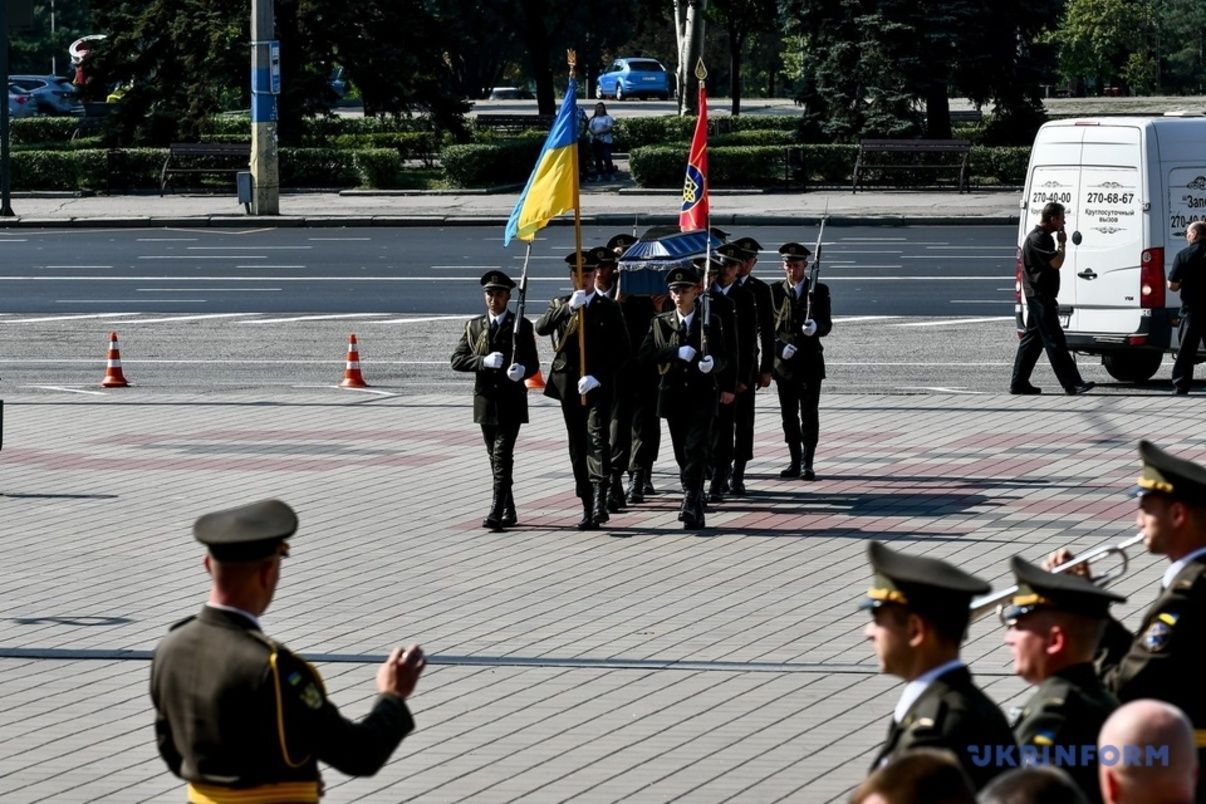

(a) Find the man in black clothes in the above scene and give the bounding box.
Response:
[730,236,775,495]
[1169,220,1206,395]
[696,254,740,502]
[1011,201,1094,396]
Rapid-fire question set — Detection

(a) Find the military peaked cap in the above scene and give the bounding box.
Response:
[709,226,730,242]
[730,236,763,258]
[1134,439,1206,502]
[591,245,617,266]
[778,242,812,259]
[480,270,515,291]
[1000,556,1125,625]
[692,255,726,273]
[195,499,297,562]
[564,250,601,271]
[607,233,638,254]
[716,243,748,263]
[860,541,990,635]
[666,266,701,288]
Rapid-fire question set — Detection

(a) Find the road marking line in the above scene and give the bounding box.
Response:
[926,246,1014,250]
[828,361,1013,366]
[102,313,259,324]
[901,255,1009,260]
[21,386,107,396]
[188,246,312,250]
[949,299,1012,304]
[137,237,198,242]
[893,317,1012,327]
[234,265,304,269]
[41,265,114,269]
[55,299,203,303]
[0,313,136,323]
[239,313,390,324]
[137,255,268,260]
[831,315,902,323]
[897,386,988,394]
[0,276,569,281]
[308,237,371,241]
[136,288,281,292]
[375,315,468,324]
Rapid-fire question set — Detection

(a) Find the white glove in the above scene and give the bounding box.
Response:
[677,345,697,362]
[506,363,525,382]
[781,344,798,360]
[482,351,505,369]
[577,374,601,394]
[697,355,715,374]
[801,319,818,337]
[568,289,589,310]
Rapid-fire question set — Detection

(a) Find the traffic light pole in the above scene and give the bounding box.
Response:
[1,0,14,217]
[250,0,279,215]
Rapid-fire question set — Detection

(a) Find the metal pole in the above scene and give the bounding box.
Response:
[50,0,55,75]
[1,0,14,217]
[250,0,279,215]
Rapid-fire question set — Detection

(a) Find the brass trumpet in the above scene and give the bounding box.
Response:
[970,532,1145,621]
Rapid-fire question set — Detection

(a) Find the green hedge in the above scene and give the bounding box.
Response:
[9,117,88,145]
[10,150,107,190]
[440,139,545,188]
[330,132,442,165]
[968,146,1030,185]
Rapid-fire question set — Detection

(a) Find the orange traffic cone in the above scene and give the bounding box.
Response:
[339,333,368,388]
[100,331,130,388]
[525,368,545,391]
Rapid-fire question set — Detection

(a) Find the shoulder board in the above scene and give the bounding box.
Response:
[1173,560,1206,591]
[168,615,196,631]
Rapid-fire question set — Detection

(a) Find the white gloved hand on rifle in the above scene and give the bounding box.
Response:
[577,374,601,394]
[506,363,525,382]
[781,344,798,360]
[801,319,818,337]
[697,355,715,374]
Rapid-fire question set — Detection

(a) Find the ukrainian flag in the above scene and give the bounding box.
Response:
[504,79,580,246]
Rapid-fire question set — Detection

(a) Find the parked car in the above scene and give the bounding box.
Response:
[8,75,84,116]
[488,86,534,100]
[7,84,37,119]
[596,57,672,101]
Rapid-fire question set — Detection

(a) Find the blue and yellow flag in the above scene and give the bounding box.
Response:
[504,80,580,246]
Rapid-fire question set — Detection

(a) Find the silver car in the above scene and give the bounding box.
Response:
[8,84,38,118]
[8,75,84,116]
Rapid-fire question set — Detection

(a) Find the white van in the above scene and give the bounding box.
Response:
[1016,115,1206,382]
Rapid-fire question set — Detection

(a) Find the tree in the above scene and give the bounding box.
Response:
[1054,0,1153,94]
[708,0,778,115]
[11,0,97,76]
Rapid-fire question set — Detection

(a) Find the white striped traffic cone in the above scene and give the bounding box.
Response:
[100,331,130,388]
[339,334,368,388]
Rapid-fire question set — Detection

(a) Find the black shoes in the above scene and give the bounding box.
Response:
[1065,382,1096,396]
[801,468,816,481]
[625,471,645,505]
[779,463,801,479]
[1173,388,1189,396]
[1010,384,1042,395]
[730,462,747,496]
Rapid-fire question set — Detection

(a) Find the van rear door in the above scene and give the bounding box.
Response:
[1066,127,1145,334]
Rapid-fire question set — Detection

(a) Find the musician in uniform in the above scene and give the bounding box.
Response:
[1001,557,1123,803]
[450,270,540,531]
[536,249,630,530]
[604,234,663,507]
[861,540,1016,791]
[1050,440,1206,800]
[697,254,740,503]
[730,236,774,496]
[151,500,425,803]
[639,265,728,529]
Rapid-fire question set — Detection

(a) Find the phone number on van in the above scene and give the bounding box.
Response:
[1085,192,1135,204]
[1031,192,1071,204]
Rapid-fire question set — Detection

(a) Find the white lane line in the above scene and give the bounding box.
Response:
[138,255,268,260]
[0,276,567,281]
[103,313,260,324]
[901,255,1009,260]
[234,265,304,269]
[56,299,204,304]
[926,246,1014,250]
[240,313,390,324]
[376,315,468,324]
[136,288,281,292]
[431,265,476,270]
[838,237,908,241]
[21,386,108,396]
[949,299,1012,304]
[828,361,1012,366]
[897,386,988,394]
[0,312,137,323]
[308,237,371,241]
[188,246,312,250]
[831,315,903,323]
[42,265,114,269]
[893,317,1012,327]
[0,359,447,364]
[337,386,397,397]
[137,237,198,242]
[0,239,29,243]
[822,250,903,255]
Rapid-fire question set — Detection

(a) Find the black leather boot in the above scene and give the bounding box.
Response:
[482,487,505,532]
[678,493,689,522]
[576,489,598,531]
[801,443,817,481]
[592,481,610,524]
[779,443,802,478]
[682,491,705,529]
[502,489,517,527]
[708,465,729,503]
[607,471,626,513]
[643,474,656,495]
[626,470,645,505]
[730,461,747,496]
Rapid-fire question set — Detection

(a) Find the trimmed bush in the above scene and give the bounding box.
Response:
[331,132,442,165]
[630,143,860,188]
[440,139,545,188]
[9,117,86,145]
[968,146,1029,185]
[11,150,107,190]
[352,149,405,188]
[108,148,171,190]
[712,130,797,147]
[279,148,360,187]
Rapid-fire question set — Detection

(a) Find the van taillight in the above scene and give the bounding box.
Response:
[1140,248,1165,308]
[1014,247,1023,302]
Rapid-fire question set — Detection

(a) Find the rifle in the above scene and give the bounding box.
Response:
[805,212,828,321]
[512,242,533,362]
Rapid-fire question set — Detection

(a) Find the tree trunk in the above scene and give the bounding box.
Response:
[679,0,707,115]
[519,0,556,115]
[728,27,743,116]
[924,82,950,138]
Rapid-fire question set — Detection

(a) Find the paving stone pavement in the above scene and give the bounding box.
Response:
[1,389,1202,802]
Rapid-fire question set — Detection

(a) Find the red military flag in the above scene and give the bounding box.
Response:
[678,81,708,232]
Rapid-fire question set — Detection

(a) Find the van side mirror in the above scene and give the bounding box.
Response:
[1071,231,1083,246]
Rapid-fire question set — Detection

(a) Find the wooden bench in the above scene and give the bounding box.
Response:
[851,139,971,193]
[474,114,556,134]
[159,142,251,195]
[948,110,983,125]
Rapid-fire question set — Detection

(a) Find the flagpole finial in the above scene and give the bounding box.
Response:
[567,49,578,79]
[694,59,707,82]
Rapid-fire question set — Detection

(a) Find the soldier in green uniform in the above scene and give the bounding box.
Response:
[861,540,1017,791]
[450,270,540,531]
[1000,556,1124,803]
[1050,440,1206,801]
[696,254,739,503]
[728,236,774,496]
[711,243,758,500]
[639,265,728,529]
[151,500,425,803]
[536,248,631,530]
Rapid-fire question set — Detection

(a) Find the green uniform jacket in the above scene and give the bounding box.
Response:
[639,303,728,419]
[450,313,539,425]
[872,665,1016,792]
[535,294,630,402]
[770,280,832,383]
[739,274,775,377]
[151,606,414,789]
[1012,663,1117,804]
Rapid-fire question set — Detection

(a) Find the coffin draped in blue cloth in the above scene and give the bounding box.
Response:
[616,227,725,295]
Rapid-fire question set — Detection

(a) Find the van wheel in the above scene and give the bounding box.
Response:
[1102,351,1163,382]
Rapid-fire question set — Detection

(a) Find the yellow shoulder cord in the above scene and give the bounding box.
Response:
[268,650,313,769]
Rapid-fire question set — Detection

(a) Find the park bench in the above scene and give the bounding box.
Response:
[475,114,556,134]
[159,142,251,195]
[851,138,971,193]
[948,110,983,125]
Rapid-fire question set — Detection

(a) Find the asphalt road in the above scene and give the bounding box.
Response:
[0,224,1017,317]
